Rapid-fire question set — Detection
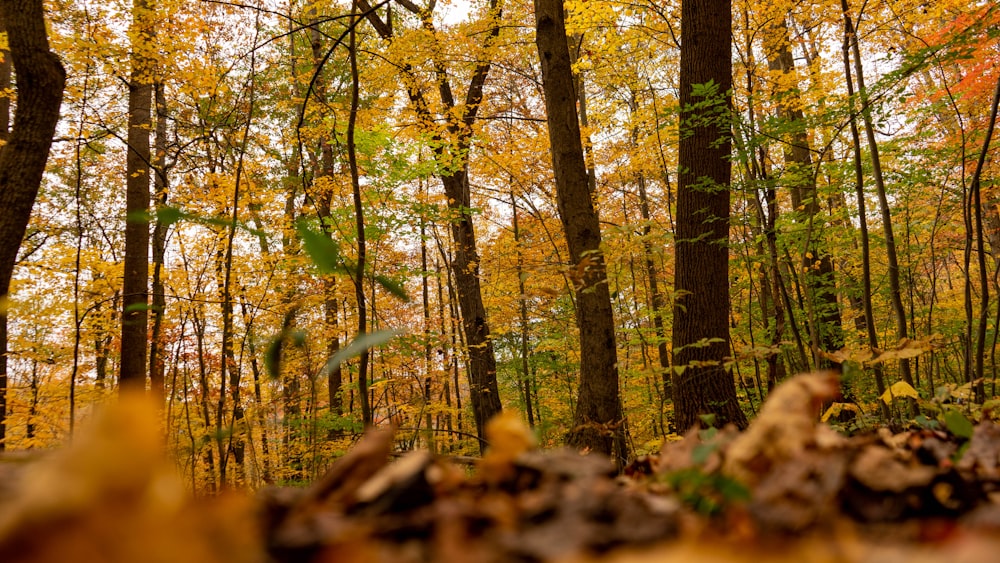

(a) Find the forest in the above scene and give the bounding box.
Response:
[0,0,999,499]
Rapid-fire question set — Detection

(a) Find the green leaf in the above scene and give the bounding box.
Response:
[124,302,151,313]
[374,274,410,302]
[319,330,402,379]
[126,210,152,224]
[691,442,716,465]
[943,408,974,440]
[296,220,342,274]
[155,206,184,227]
[264,329,308,379]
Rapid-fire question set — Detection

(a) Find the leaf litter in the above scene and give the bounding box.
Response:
[7,374,1000,561]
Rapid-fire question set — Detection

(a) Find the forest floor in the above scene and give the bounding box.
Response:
[4,371,1000,562]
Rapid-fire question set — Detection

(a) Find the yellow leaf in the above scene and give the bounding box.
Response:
[820,402,860,422]
[880,380,919,404]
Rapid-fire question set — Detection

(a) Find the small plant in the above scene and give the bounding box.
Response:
[662,468,750,516]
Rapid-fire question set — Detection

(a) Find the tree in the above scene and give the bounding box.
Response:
[671,0,747,431]
[356,0,504,450]
[535,0,628,464]
[119,0,154,392]
[0,0,66,449]
[763,11,843,365]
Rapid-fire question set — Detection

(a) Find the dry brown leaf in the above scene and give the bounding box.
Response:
[723,371,844,485]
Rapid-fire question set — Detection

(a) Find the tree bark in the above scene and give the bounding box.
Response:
[0,0,66,450]
[764,15,842,364]
[535,0,628,465]
[839,3,888,418]
[671,0,747,432]
[120,0,154,392]
[357,0,504,452]
[149,81,168,403]
[842,0,916,403]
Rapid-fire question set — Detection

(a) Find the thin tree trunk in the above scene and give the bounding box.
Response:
[359,0,504,450]
[970,73,1000,400]
[511,192,535,427]
[765,15,842,363]
[346,0,372,426]
[843,0,915,400]
[149,81,168,404]
[637,173,670,399]
[840,1,889,419]
[192,311,217,492]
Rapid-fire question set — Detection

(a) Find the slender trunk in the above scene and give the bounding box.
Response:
[765,15,842,362]
[637,173,670,397]
[843,0,915,399]
[511,192,535,427]
[840,1,889,419]
[149,81,168,403]
[192,311,216,492]
[307,2,343,420]
[420,178,437,447]
[361,0,505,449]
[241,296,271,483]
[346,1,371,426]
[970,74,1000,400]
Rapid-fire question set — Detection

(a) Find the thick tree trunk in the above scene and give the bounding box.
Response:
[671,0,747,432]
[0,0,66,450]
[535,0,628,465]
[120,0,153,392]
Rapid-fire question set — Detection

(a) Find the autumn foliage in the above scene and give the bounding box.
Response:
[0,0,998,517]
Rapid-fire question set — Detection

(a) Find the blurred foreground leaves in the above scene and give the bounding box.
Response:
[7,375,1000,562]
[0,392,261,563]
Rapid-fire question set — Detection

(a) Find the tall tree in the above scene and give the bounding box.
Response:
[0,0,66,449]
[346,0,372,425]
[119,0,154,392]
[535,0,628,464]
[671,0,748,431]
[357,0,503,450]
[842,0,916,400]
[764,12,842,364]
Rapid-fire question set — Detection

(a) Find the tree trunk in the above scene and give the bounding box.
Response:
[149,81,168,403]
[511,193,535,427]
[535,0,628,465]
[840,2,889,418]
[346,0,372,426]
[120,0,154,392]
[0,0,66,450]
[358,0,504,452]
[671,0,747,432]
[764,15,842,364]
[843,0,916,403]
